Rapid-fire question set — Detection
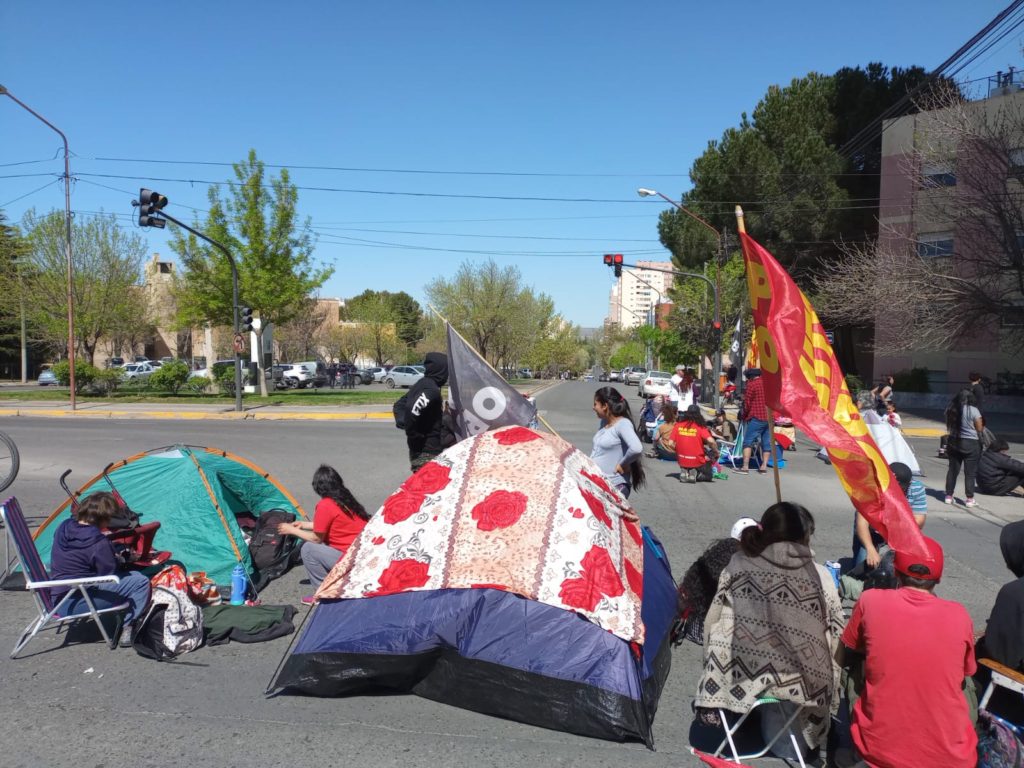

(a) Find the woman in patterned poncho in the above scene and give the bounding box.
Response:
[695,501,844,753]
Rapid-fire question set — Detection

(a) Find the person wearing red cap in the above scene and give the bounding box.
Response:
[839,536,977,768]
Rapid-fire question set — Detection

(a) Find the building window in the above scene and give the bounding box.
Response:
[1009,148,1024,177]
[916,232,954,258]
[922,162,956,188]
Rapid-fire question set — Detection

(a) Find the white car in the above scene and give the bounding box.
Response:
[121,362,155,381]
[384,365,425,389]
[639,371,672,398]
[366,366,389,383]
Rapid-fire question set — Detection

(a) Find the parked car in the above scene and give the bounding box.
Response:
[121,362,155,381]
[37,367,58,386]
[133,356,150,364]
[609,369,622,382]
[106,357,125,369]
[280,362,327,389]
[639,371,672,398]
[517,368,533,379]
[354,368,374,385]
[384,365,425,389]
[366,366,389,383]
[623,366,648,386]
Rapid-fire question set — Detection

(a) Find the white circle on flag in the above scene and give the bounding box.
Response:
[473,387,507,421]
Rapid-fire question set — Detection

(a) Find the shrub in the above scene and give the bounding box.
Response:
[52,360,99,394]
[149,361,191,394]
[90,368,122,395]
[215,364,237,396]
[893,367,930,393]
[186,375,211,394]
[845,374,864,394]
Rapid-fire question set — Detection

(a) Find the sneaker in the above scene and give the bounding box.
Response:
[301,595,316,605]
[944,495,954,504]
[966,497,978,508]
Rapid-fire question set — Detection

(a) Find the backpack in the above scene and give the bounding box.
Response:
[246,509,302,590]
[393,393,409,430]
[979,710,1024,768]
[133,580,204,661]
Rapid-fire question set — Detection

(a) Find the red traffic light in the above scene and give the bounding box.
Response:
[713,320,722,330]
[603,253,613,265]
[613,254,623,266]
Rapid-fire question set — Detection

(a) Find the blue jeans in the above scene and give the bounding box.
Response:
[60,570,151,623]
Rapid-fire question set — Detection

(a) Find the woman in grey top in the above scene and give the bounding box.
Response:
[591,386,646,498]
[944,388,985,507]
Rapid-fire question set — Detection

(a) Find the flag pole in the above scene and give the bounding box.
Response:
[736,207,783,504]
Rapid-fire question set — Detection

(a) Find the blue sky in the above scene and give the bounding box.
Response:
[1,1,1019,328]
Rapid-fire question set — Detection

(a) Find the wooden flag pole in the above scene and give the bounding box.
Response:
[735,206,783,504]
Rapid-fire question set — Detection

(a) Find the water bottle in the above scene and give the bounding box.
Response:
[824,560,841,589]
[230,563,247,605]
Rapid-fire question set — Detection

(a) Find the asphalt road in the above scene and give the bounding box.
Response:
[1,382,1021,767]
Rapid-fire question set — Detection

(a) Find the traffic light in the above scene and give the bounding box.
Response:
[240,306,254,333]
[602,253,624,277]
[137,188,168,228]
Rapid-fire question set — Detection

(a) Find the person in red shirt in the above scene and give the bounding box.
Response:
[277,464,370,602]
[673,405,717,483]
[839,536,977,768]
[739,368,769,475]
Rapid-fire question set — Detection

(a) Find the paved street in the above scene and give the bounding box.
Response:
[1,381,1022,767]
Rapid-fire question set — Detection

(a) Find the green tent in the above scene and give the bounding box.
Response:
[34,445,306,585]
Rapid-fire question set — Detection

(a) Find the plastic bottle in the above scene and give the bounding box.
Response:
[230,563,247,605]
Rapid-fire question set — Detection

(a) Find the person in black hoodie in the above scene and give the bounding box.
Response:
[978,437,1024,497]
[404,352,453,472]
[976,520,1024,721]
[49,491,152,638]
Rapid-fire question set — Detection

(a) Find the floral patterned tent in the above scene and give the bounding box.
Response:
[271,425,677,747]
[317,425,646,643]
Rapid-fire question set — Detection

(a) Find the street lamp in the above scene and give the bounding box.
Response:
[637,187,723,408]
[1,85,76,407]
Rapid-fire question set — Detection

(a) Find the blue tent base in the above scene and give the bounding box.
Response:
[276,641,671,747]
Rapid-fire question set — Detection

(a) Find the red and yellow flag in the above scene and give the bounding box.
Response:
[739,230,926,560]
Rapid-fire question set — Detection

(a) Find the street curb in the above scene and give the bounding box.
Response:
[0,408,393,422]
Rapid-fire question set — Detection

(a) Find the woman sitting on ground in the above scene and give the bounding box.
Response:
[49,491,152,642]
[651,402,678,460]
[695,502,844,756]
[278,464,370,601]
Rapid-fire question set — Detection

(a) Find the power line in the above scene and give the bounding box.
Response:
[0,179,62,208]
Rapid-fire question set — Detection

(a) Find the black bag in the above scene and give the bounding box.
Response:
[393,393,409,430]
[247,509,301,590]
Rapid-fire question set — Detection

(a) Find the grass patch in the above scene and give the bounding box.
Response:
[0,388,405,406]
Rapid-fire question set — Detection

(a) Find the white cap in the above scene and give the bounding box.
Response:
[731,517,758,540]
[675,364,685,371]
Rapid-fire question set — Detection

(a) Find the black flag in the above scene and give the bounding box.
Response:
[446,323,538,440]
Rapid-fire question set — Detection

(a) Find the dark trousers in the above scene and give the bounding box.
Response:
[946,438,981,497]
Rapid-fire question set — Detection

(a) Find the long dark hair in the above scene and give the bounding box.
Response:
[679,404,706,427]
[660,402,678,424]
[945,388,976,435]
[739,501,815,558]
[678,538,739,620]
[594,387,646,490]
[312,464,369,521]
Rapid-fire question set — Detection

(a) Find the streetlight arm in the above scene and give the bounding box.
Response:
[647,189,720,239]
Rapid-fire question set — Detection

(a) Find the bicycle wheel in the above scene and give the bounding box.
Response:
[0,430,19,494]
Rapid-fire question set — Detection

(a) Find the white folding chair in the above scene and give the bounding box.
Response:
[1,496,129,658]
[979,658,1024,713]
[714,696,809,767]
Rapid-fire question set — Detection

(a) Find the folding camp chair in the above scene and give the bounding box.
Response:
[979,658,1024,713]
[713,696,810,767]
[722,423,763,471]
[1,496,130,658]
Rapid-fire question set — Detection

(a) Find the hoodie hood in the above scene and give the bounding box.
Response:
[53,516,108,551]
[423,352,449,385]
[756,540,815,570]
[1001,520,1024,578]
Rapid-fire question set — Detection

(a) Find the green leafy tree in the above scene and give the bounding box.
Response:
[343,290,422,364]
[169,149,333,395]
[17,210,148,364]
[52,359,99,393]
[609,341,645,370]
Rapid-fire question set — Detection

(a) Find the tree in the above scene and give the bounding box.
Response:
[424,259,556,370]
[0,212,30,361]
[170,149,333,395]
[814,84,1024,353]
[15,210,149,364]
[343,290,421,364]
[609,340,645,370]
[274,297,330,363]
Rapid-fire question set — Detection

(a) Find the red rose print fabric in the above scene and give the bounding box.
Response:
[317,425,647,644]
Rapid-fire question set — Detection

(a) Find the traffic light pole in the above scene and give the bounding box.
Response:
[154,211,243,412]
[609,259,721,409]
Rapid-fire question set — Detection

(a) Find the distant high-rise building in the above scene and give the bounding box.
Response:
[606,260,674,328]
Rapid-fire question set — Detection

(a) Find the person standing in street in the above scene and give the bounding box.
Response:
[944,388,984,507]
[591,386,645,498]
[404,352,452,472]
[668,365,686,408]
[738,368,769,475]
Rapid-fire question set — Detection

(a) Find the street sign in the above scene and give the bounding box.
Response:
[233,333,244,353]
[825,331,834,345]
